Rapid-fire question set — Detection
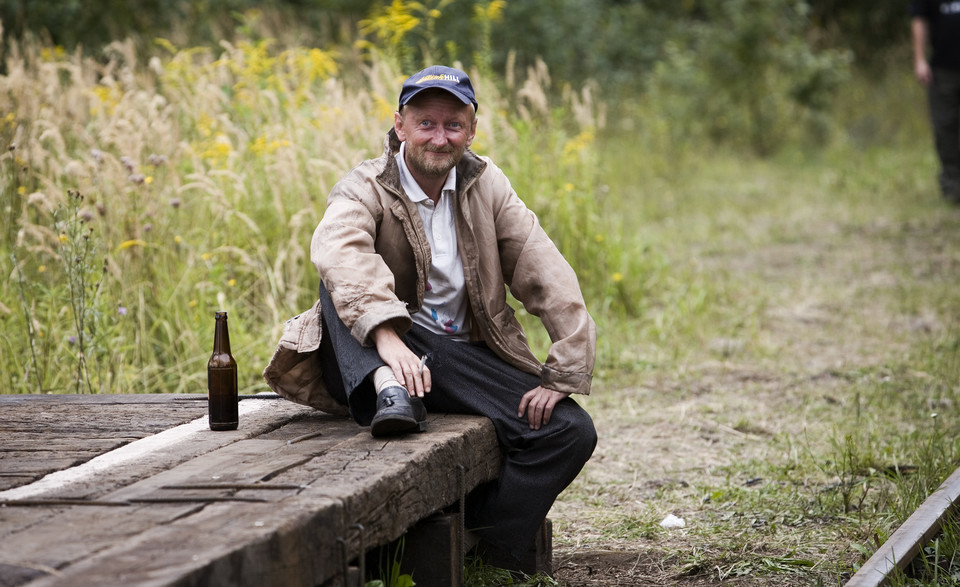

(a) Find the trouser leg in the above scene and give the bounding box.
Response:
[316,285,597,558]
[317,282,384,425]
[401,326,598,561]
[928,68,960,200]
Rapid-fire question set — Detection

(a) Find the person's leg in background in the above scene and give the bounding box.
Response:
[929,67,960,203]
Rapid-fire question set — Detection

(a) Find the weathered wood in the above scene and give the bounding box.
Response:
[0,395,502,587]
[385,512,463,586]
[0,394,210,491]
[0,394,314,499]
[847,465,960,586]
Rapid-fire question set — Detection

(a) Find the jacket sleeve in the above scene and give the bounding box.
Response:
[488,167,597,395]
[311,167,412,346]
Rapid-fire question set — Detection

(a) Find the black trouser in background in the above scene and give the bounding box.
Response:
[929,67,960,202]
[316,282,597,560]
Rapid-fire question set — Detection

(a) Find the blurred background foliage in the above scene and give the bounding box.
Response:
[0,0,907,158]
[0,0,905,86]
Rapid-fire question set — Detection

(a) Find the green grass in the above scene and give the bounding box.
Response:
[2,28,960,587]
[543,74,960,580]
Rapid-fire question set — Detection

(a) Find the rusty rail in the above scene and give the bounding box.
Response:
[847,465,960,586]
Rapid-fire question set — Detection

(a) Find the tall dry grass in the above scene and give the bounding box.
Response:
[0,36,617,394]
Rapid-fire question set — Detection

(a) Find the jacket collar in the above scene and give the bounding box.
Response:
[379,128,487,199]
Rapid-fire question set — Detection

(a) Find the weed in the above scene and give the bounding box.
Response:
[366,538,414,587]
[463,556,559,586]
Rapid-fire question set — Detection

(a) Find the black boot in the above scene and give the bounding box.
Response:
[370,386,427,437]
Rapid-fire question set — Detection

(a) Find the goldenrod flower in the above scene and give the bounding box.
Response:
[117,239,147,251]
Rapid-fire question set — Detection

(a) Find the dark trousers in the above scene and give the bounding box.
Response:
[317,283,597,559]
[929,67,960,200]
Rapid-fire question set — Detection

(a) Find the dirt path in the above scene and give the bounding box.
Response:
[550,200,960,585]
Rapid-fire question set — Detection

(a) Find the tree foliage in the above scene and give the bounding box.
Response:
[0,0,906,80]
[642,0,852,155]
[0,0,897,154]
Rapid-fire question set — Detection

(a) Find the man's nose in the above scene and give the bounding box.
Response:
[429,127,449,144]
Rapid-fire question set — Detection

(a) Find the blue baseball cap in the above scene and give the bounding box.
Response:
[399,65,478,112]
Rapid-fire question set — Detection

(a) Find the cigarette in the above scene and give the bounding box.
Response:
[418,355,427,373]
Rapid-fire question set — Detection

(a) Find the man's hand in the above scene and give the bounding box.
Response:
[518,386,570,431]
[372,325,431,397]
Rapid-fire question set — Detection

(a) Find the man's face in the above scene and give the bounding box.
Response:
[395,90,477,180]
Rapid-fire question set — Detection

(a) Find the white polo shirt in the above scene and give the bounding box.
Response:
[396,142,471,340]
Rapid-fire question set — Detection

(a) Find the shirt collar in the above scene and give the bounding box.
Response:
[396,141,457,204]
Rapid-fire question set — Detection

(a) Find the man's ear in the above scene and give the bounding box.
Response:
[394,111,406,141]
[466,117,478,147]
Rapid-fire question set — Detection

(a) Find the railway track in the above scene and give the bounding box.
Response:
[847,465,960,586]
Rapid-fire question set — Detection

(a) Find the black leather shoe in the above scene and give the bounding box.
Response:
[370,386,427,437]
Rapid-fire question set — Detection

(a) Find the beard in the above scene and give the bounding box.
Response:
[405,142,467,179]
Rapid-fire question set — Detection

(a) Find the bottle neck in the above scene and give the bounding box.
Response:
[213,316,231,354]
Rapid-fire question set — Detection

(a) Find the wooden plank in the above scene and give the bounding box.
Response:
[0,403,501,587]
[385,512,463,587]
[0,396,315,501]
[0,395,210,494]
[847,466,960,586]
[0,394,211,405]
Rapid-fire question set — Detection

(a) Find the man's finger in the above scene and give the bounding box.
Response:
[518,391,533,418]
[529,397,544,430]
[541,403,554,427]
[421,366,432,394]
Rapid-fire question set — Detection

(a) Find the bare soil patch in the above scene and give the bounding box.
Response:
[550,209,960,585]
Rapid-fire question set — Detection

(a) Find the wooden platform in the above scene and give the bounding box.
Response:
[0,394,502,586]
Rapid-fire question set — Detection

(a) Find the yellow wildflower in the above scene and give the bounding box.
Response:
[612,272,623,283]
[475,0,507,21]
[117,239,147,251]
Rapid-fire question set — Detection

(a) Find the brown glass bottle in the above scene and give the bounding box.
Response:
[207,311,238,431]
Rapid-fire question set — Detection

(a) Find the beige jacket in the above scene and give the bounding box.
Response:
[314,129,595,395]
[264,130,594,410]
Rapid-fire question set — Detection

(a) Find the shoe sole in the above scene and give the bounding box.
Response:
[370,415,427,437]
